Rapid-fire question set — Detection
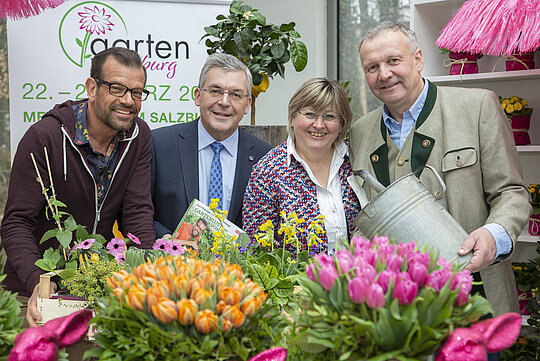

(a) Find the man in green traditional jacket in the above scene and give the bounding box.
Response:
[349,22,531,317]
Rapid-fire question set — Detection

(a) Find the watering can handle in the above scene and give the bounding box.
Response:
[413,165,447,199]
[352,169,385,193]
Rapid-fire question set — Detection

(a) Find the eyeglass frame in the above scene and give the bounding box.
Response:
[93,78,150,101]
[297,110,341,124]
[199,87,250,102]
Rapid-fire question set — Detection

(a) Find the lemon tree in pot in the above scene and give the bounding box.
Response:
[201,0,308,124]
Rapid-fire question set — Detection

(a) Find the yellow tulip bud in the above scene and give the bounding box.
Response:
[195,309,218,334]
[126,285,146,311]
[176,299,198,326]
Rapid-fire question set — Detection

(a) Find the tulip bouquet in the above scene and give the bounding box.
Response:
[289,235,493,360]
[86,255,287,361]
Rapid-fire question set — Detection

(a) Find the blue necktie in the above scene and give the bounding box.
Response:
[209,142,224,209]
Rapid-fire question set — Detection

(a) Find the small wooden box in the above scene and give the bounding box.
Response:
[37,272,87,324]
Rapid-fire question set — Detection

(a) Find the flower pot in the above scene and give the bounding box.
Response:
[509,113,532,145]
[446,52,478,76]
[506,52,535,71]
[529,213,540,236]
[517,289,532,315]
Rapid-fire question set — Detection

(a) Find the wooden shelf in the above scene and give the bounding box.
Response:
[518,229,539,244]
[426,69,540,85]
[517,145,540,152]
[414,0,464,7]
[522,315,530,326]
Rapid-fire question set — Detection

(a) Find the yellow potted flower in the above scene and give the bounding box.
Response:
[499,95,533,145]
[528,183,540,235]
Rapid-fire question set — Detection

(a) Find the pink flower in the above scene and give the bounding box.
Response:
[106,238,126,256]
[306,263,317,282]
[356,264,377,283]
[163,240,173,253]
[115,252,125,265]
[74,238,95,250]
[451,270,473,306]
[335,250,353,274]
[393,279,418,305]
[78,6,114,35]
[437,257,452,270]
[152,238,168,251]
[127,233,141,245]
[377,270,395,294]
[408,251,430,269]
[314,253,334,267]
[348,277,368,304]
[169,241,185,256]
[366,284,386,309]
[351,235,371,250]
[397,241,417,258]
[408,261,428,286]
[319,263,339,291]
[386,253,403,272]
[426,268,453,292]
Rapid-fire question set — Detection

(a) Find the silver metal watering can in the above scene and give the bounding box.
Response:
[351,165,472,267]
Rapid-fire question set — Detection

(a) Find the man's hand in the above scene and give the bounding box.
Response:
[178,240,199,252]
[458,228,497,273]
[26,282,57,327]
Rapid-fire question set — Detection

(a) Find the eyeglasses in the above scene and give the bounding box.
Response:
[94,79,149,101]
[199,87,249,102]
[298,110,341,124]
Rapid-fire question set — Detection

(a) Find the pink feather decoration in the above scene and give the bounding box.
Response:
[0,0,67,19]
[436,0,540,56]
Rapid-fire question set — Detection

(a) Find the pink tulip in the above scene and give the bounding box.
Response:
[397,241,417,258]
[348,276,368,304]
[377,270,395,294]
[451,270,473,306]
[408,251,430,269]
[408,262,428,286]
[437,257,452,270]
[336,250,353,274]
[306,263,317,282]
[314,253,334,268]
[427,268,453,292]
[386,253,403,272]
[366,284,386,309]
[356,264,377,283]
[319,263,339,291]
[393,279,418,305]
[351,235,371,250]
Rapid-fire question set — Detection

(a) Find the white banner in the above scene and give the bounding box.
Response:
[7,0,230,157]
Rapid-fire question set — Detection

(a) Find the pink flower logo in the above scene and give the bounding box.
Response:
[78,6,114,35]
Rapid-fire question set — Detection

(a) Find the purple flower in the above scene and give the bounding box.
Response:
[74,238,95,250]
[115,252,125,264]
[426,268,453,292]
[451,270,473,306]
[335,250,353,274]
[408,261,428,286]
[168,241,185,256]
[393,279,418,305]
[152,238,167,251]
[386,253,403,272]
[106,238,126,256]
[127,233,141,245]
[377,270,396,293]
[319,263,339,291]
[366,284,386,309]
[348,277,368,304]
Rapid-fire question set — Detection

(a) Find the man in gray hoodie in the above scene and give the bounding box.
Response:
[1,47,155,326]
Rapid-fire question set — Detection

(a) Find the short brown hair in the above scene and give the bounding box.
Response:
[288,78,352,144]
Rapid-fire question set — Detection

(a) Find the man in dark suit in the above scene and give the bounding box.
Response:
[151,53,272,239]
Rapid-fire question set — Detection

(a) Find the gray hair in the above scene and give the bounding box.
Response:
[359,21,418,54]
[198,53,252,94]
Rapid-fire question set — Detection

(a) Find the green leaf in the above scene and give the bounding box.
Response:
[271,41,285,59]
[265,265,278,279]
[279,22,295,32]
[252,12,266,25]
[59,268,75,280]
[76,38,83,47]
[40,229,59,244]
[234,30,252,58]
[273,279,294,298]
[289,331,333,353]
[43,248,62,265]
[290,40,308,72]
[35,258,57,272]
[56,229,73,249]
[75,225,90,241]
[64,215,77,231]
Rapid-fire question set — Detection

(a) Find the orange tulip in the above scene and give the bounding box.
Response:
[112,287,125,301]
[216,300,227,315]
[195,309,218,334]
[156,265,174,282]
[175,263,194,278]
[126,284,146,311]
[121,274,139,290]
[107,269,130,289]
[171,274,190,299]
[176,299,198,326]
[222,304,245,328]
[257,292,268,305]
[146,281,170,309]
[217,274,230,288]
[221,318,232,333]
[225,264,244,280]
[189,278,204,293]
[231,280,248,298]
[151,297,178,324]
[199,269,217,288]
[133,263,157,287]
[240,296,260,317]
[219,286,241,305]
[191,287,213,306]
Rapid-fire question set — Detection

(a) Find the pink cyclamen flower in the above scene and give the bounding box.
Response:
[426,268,453,292]
[168,241,185,256]
[451,270,473,306]
[115,252,125,265]
[74,238,95,250]
[78,6,114,35]
[152,238,168,251]
[127,233,141,245]
[348,276,368,304]
[366,283,386,309]
[408,261,428,286]
[393,279,418,305]
[335,250,353,274]
[106,238,126,256]
[319,263,339,291]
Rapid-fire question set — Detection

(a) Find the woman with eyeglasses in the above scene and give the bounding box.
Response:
[242,78,361,256]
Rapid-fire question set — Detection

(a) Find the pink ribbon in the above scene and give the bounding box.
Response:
[436,313,522,361]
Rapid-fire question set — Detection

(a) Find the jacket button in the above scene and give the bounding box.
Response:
[248,155,254,161]
[434,191,443,199]
[371,154,379,162]
[456,158,464,167]
[397,158,405,166]
[422,139,431,148]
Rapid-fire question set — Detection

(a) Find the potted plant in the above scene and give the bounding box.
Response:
[499,96,533,145]
[529,184,540,236]
[440,48,482,76]
[201,0,308,124]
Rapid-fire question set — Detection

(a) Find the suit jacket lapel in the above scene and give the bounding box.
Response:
[178,120,199,203]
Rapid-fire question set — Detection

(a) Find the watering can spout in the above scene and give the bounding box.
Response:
[353,169,385,193]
